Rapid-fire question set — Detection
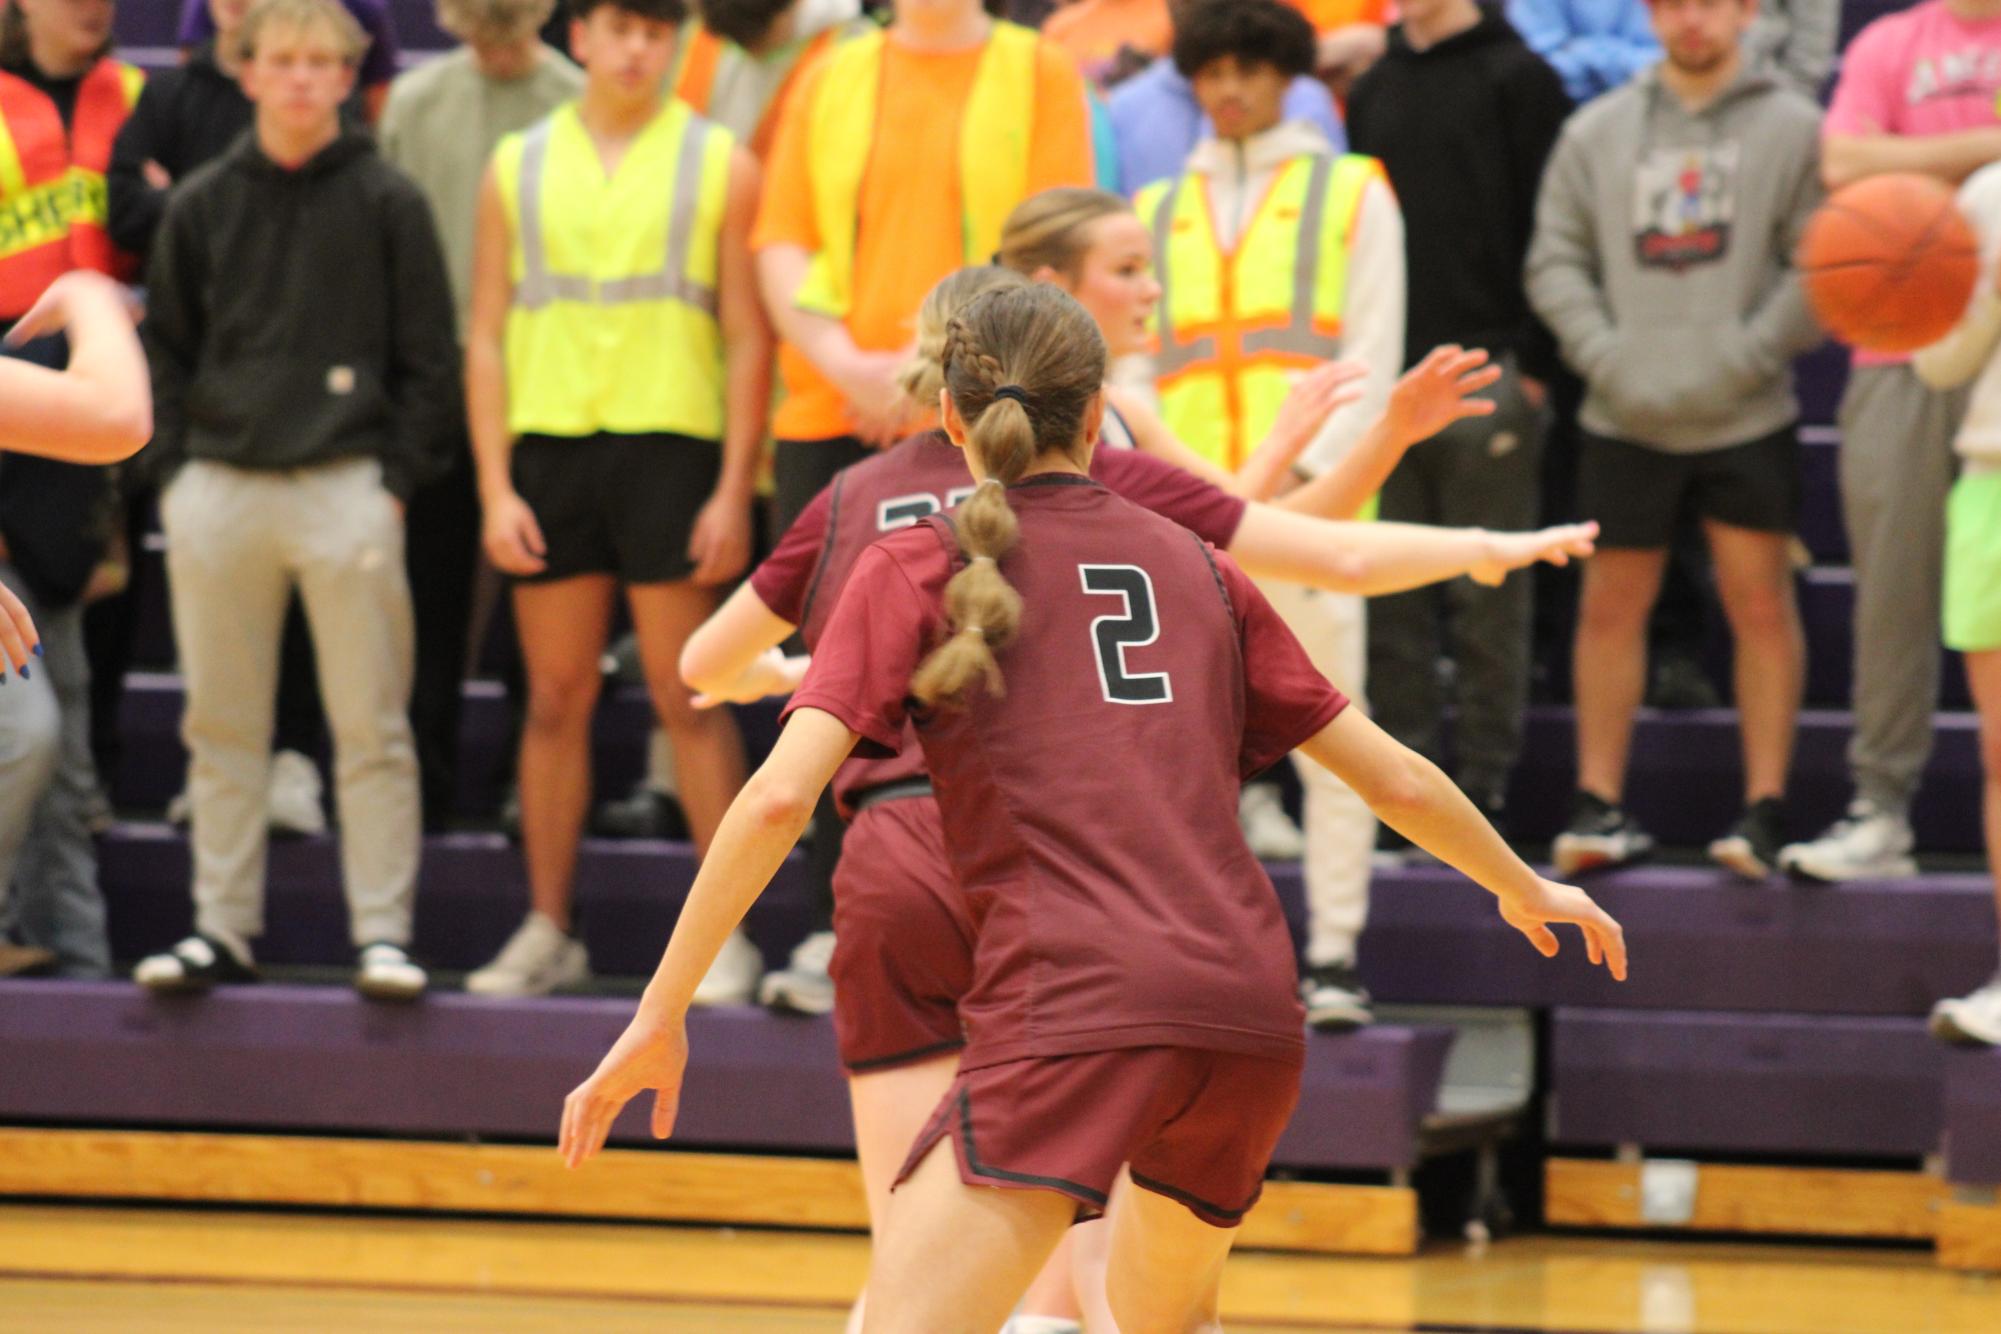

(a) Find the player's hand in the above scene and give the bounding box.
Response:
[691,648,809,709]
[0,576,40,679]
[1467,521,1598,586]
[482,488,547,576]
[142,159,173,191]
[1272,360,1369,443]
[559,1013,688,1169]
[6,271,141,346]
[687,491,752,587]
[1496,877,1627,980]
[1384,345,1503,448]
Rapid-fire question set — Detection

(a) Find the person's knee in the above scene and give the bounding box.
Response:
[1576,567,1656,638]
[524,671,600,736]
[0,692,61,786]
[1720,572,1798,641]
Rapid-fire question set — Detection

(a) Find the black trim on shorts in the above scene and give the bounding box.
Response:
[798,470,847,632]
[845,1037,967,1074]
[1129,1168,1258,1225]
[957,1088,1111,1206]
[848,777,936,813]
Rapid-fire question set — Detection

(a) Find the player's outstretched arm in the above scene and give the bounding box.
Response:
[680,582,800,700]
[1297,708,1627,981]
[0,272,151,464]
[1227,506,1597,598]
[559,707,858,1168]
[1273,346,1501,521]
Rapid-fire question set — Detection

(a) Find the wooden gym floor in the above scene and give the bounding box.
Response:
[5,1204,2001,1332]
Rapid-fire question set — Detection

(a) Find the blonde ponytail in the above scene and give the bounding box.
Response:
[909,286,1108,708]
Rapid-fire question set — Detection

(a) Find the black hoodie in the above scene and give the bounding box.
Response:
[1346,5,1572,378]
[106,42,253,263]
[141,129,461,499]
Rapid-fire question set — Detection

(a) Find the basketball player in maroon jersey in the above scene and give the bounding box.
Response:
[560,286,1624,1331]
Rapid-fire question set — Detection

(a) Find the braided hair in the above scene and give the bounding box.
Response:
[908,285,1108,707]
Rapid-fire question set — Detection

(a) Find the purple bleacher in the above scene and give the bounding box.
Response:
[0,979,1452,1172]
[94,826,1997,1017]
[1794,344,1848,430]
[1549,1008,1947,1159]
[1794,567,1970,710]
[1946,1049,2001,1186]
[110,678,1991,854]
[1798,427,1844,564]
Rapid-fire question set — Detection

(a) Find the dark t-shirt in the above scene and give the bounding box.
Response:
[785,477,1344,1068]
[749,431,1249,813]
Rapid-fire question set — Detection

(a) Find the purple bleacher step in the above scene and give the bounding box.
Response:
[1549,1008,1946,1159]
[1795,343,1848,430]
[1791,566,1971,711]
[1946,1049,2001,1186]
[111,677,1990,853]
[0,979,1452,1172]
[1799,428,1845,565]
[99,827,1995,1017]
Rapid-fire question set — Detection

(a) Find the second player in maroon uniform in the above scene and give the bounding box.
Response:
[562,285,1625,1331]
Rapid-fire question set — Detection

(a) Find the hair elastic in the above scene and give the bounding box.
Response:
[970,554,997,567]
[991,385,1031,408]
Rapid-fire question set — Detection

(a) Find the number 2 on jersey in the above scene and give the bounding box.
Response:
[1079,565,1172,705]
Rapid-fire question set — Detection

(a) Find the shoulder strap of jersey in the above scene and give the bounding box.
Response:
[797,470,848,630]
[1187,530,1235,620]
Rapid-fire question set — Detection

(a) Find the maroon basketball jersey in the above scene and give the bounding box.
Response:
[787,476,1345,1068]
[749,432,1249,814]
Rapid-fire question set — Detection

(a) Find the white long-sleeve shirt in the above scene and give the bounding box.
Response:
[1913,162,2001,466]
[1167,121,1408,479]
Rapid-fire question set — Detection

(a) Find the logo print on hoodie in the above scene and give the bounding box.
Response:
[1631,142,1739,272]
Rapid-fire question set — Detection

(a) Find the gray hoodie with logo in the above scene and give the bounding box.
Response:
[1525,61,1825,453]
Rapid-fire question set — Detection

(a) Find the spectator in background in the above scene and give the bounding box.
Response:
[676,0,871,158]
[1779,0,2001,883]
[1043,0,1172,87]
[1506,0,1658,103]
[1746,0,1836,97]
[1528,0,1822,878]
[1108,0,1345,196]
[133,0,459,1001]
[1348,0,1568,849]
[1138,0,1404,1029]
[749,0,1091,1012]
[1290,0,1392,100]
[0,0,145,981]
[465,0,770,1000]
[178,0,399,121]
[1916,161,2001,1046]
[379,0,581,832]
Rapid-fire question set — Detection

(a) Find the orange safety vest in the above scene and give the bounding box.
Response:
[0,58,143,320]
[671,24,840,161]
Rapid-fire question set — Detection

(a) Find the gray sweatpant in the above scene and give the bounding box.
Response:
[1837,363,1967,816]
[1366,359,1546,802]
[0,565,106,977]
[162,457,419,949]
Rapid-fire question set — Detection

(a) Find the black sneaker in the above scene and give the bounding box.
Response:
[1552,792,1654,876]
[1647,653,1722,710]
[1301,961,1373,1031]
[592,783,692,840]
[1708,798,1785,880]
[132,933,259,994]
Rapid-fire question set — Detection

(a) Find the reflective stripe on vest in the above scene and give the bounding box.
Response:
[794,21,1039,319]
[498,99,733,438]
[0,59,142,319]
[1139,153,1379,470]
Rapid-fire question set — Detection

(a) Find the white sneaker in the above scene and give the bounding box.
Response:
[758,930,836,1015]
[1777,801,1916,882]
[1240,783,1305,860]
[691,929,762,1006]
[267,749,327,837]
[1931,974,2001,1046]
[355,943,427,1002]
[465,913,590,997]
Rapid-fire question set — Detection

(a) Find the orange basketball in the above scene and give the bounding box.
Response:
[1797,173,1980,354]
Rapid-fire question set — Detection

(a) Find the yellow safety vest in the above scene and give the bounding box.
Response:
[1137,153,1383,478]
[494,98,734,439]
[794,20,1040,319]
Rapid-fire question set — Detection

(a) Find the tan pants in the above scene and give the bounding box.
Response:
[162,457,419,948]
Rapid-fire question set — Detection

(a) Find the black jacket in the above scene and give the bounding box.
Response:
[141,130,461,499]
[106,43,253,263]
[1347,7,1572,378]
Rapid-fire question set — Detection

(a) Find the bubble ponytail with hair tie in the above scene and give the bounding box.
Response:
[908,287,1108,708]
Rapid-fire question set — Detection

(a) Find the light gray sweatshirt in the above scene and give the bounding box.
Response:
[1525,63,1825,453]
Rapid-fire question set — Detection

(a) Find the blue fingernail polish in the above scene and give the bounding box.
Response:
[32,643,42,657]
[19,664,29,680]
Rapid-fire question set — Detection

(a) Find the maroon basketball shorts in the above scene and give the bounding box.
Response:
[830,792,976,1073]
[895,1046,1305,1228]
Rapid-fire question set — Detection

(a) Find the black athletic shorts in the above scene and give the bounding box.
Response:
[1577,424,1802,550]
[510,432,721,584]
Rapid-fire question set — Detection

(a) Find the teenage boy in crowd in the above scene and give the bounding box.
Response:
[134,0,461,1001]
[1527,0,1823,876]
